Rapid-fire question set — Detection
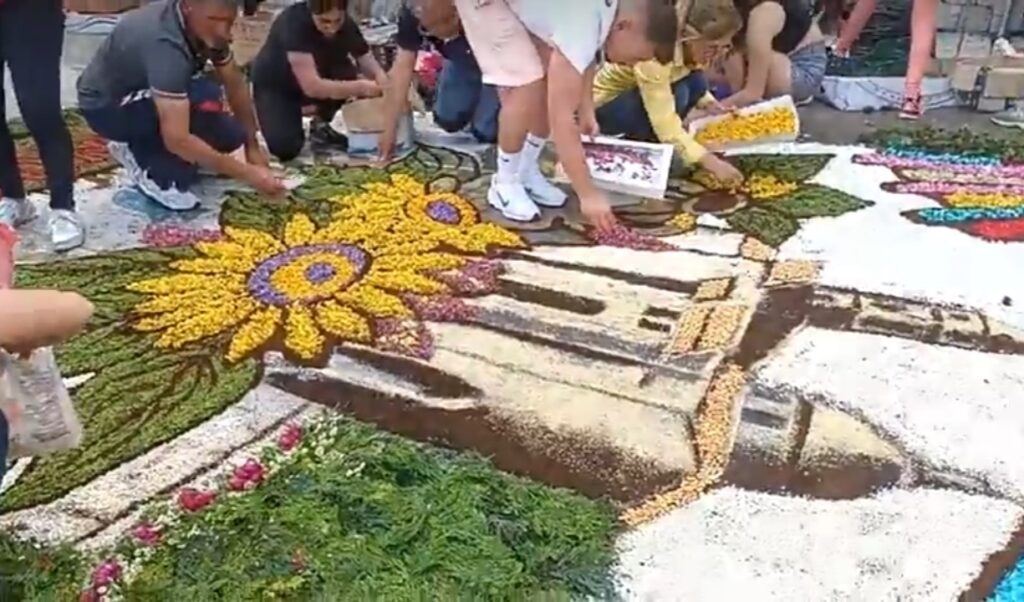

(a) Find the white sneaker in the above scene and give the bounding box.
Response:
[49,210,85,252]
[487,176,540,222]
[136,171,201,211]
[108,141,143,186]
[521,167,568,208]
[0,197,37,228]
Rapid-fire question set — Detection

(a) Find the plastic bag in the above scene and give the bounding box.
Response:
[0,348,83,459]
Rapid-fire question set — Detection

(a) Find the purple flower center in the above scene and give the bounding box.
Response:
[425,200,460,224]
[304,262,337,284]
[247,243,369,307]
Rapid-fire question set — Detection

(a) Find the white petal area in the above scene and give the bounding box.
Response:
[615,487,1021,602]
[754,327,1024,500]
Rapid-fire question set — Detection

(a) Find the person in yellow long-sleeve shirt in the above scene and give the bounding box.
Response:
[594,0,744,184]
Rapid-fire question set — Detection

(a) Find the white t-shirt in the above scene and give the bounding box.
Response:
[508,0,619,75]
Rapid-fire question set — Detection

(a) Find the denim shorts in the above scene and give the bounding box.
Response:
[790,41,827,101]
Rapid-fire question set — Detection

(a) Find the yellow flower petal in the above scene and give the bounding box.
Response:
[365,268,448,295]
[227,306,282,362]
[134,306,197,333]
[134,288,233,315]
[170,257,253,275]
[373,252,465,273]
[315,300,372,342]
[127,273,245,295]
[283,305,325,360]
[284,213,317,247]
[195,240,260,271]
[464,223,526,251]
[669,213,697,232]
[224,226,285,260]
[155,297,258,350]
[335,284,413,319]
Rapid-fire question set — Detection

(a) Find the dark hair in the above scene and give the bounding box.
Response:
[306,0,347,14]
[645,0,680,64]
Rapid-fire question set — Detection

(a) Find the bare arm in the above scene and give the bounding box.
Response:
[548,50,599,200]
[153,96,253,181]
[215,58,261,150]
[722,2,785,108]
[357,52,389,89]
[377,49,417,160]
[287,52,380,100]
[0,290,94,354]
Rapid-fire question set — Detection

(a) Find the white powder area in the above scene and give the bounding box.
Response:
[615,486,1021,602]
[755,327,1024,499]
[748,143,1024,331]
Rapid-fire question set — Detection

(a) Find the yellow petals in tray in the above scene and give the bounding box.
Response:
[690,96,800,149]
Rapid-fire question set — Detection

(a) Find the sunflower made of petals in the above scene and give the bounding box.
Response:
[126,210,504,364]
[324,173,525,256]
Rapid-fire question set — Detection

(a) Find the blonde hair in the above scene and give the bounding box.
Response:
[677,0,741,40]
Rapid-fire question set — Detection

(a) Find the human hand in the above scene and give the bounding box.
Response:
[356,80,383,98]
[580,191,616,233]
[245,165,287,198]
[698,153,744,187]
[579,110,600,140]
[245,143,271,169]
[377,126,398,164]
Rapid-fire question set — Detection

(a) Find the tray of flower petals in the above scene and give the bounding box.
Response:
[688,95,800,150]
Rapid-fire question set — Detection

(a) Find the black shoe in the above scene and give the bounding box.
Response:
[309,120,349,152]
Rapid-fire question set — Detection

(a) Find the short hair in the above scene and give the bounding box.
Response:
[625,0,679,64]
[681,0,742,40]
[307,0,347,13]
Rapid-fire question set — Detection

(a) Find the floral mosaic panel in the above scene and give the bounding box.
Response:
[855,147,1024,242]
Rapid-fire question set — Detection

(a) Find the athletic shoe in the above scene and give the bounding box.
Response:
[487,176,540,222]
[49,209,85,252]
[521,166,568,208]
[0,197,37,228]
[135,171,201,211]
[992,106,1024,130]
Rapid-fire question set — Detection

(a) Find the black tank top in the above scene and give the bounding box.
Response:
[735,0,813,54]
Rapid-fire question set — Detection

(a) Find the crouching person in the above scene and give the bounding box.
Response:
[76,0,284,211]
[251,0,388,162]
[379,0,499,161]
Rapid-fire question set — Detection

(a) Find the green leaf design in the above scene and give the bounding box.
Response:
[219,191,297,236]
[726,206,800,247]
[770,184,872,218]
[15,250,190,327]
[293,144,483,205]
[731,154,834,183]
[0,327,260,512]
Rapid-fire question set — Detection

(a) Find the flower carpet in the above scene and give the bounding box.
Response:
[2,127,1024,600]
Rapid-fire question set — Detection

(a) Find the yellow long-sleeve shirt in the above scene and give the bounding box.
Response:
[593,57,718,165]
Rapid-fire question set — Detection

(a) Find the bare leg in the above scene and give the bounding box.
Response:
[835,0,878,53]
[723,50,793,98]
[905,0,938,96]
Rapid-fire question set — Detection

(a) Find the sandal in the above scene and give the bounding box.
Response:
[899,93,922,120]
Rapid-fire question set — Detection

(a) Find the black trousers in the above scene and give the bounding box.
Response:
[0,0,73,210]
[254,86,341,162]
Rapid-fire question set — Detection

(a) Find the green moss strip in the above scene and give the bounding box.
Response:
[119,416,620,600]
[0,533,84,600]
[860,126,1024,164]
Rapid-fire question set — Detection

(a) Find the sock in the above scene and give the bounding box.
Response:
[496,148,522,184]
[520,134,547,177]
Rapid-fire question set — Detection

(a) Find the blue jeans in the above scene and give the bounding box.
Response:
[81,77,246,193]
[432,58,499,143]
[596,72,709,142]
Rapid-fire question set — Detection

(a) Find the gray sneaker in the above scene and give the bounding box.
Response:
[992,106,1024,129]
[0,197,38,228]
[108,141,143,185]
[49,209,85,252]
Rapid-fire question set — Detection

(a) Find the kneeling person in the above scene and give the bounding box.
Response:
[77,0,283,210]
[251,0,387,161]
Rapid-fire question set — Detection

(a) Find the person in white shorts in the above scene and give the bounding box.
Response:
[451,0,677,231]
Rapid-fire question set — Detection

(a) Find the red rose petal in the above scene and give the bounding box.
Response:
[964,217,1024,241]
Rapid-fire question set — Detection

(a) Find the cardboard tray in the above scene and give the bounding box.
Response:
[687,95,800,150]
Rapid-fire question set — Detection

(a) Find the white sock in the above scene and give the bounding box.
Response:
[521,133,547,172]
[496,148,522,184]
